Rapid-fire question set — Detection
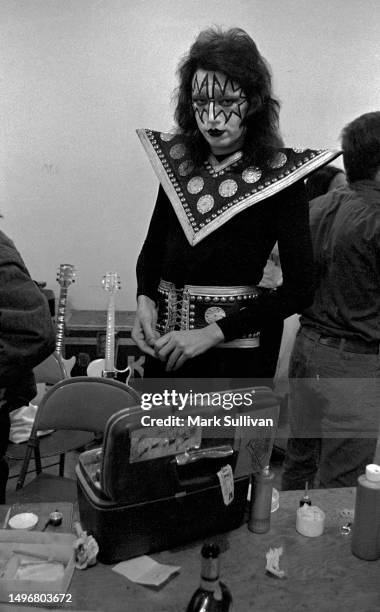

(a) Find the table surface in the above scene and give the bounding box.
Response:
[1,488,379,612]
[1,502,73,533]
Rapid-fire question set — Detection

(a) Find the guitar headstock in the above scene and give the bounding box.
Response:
[102,271,121,294]
[56,264,76,287]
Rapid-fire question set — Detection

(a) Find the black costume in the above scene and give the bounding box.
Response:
[136,129,339,380]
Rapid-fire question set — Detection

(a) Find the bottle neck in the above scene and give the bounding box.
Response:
[199,577,221,595]
[200,555,220,593]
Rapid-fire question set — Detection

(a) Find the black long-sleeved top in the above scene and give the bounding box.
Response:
[137,182,315,342]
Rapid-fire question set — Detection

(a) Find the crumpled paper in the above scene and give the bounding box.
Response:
[265,546,286,578]
[73,522,99,569]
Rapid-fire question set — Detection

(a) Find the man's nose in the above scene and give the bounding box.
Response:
[207,101,217,122]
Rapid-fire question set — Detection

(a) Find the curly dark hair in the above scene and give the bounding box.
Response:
[305,165,345,200]
[341,112,380,182]
[174,27,283,167]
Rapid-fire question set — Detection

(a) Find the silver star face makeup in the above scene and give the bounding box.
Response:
[192,69,249,155]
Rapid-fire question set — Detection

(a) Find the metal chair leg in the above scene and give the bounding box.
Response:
[34,445,42,474]
[59,454,65,477]
[16,443,35,490]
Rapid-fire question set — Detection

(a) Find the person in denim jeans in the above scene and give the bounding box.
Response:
[282,112,380,489]
[0,229,55,503]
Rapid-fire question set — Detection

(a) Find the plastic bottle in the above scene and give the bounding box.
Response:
[186,543,232,612]
[351,463,380,560]
[248,465,274,534]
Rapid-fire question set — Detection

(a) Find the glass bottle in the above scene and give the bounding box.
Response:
[186,543,232,612]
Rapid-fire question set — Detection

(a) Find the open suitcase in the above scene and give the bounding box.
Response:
[76,386,279,563]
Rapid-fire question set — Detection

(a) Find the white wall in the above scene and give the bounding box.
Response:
[1,0,379,311]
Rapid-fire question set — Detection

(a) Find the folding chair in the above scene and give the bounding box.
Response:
[6,352,69,480]
[15,376,141,490]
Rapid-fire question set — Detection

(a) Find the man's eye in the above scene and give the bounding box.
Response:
[192,98,207,107]
[219,99,235,107]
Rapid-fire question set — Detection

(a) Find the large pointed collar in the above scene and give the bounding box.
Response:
[137,128,341,246]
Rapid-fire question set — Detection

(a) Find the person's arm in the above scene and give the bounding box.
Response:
[0,233,56,387]
[136,185,169,302]
[216,180,315,341]
[133,186,169,355]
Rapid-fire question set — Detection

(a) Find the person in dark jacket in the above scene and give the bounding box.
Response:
[0,229,55,503]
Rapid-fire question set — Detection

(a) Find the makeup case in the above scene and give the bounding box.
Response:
[76,386,279,563]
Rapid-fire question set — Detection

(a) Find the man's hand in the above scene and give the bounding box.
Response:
[154,323,225,371]
[131,295,160,357]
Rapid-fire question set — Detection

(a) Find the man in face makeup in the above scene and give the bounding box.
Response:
[191,70,249,155]
[133,27,339,383]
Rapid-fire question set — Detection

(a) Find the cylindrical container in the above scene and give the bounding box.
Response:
[351,463,380,560]
[296,505,325,537]
[248,466,274,533]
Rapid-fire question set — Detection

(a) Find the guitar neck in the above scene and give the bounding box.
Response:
[56,286,69,356]
[104,294,116,372]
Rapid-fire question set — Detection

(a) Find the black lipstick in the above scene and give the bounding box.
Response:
[208,129,224,137]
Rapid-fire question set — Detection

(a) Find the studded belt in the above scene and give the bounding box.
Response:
[156,280,260,349]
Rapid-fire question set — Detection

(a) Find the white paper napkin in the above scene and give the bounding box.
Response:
[112,555,180,586]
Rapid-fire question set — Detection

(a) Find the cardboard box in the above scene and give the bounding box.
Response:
[0,530,75,605]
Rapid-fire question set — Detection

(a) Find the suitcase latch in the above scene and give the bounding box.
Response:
[175,445,234,466]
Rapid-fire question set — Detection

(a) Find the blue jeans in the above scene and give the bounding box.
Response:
[282,327,380,489]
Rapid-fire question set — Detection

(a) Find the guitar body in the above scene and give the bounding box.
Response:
[86,358,106,378]
[87,358,131,383]
[62,355,76,376]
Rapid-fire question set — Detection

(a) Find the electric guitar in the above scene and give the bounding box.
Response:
[56,264,76,375]
[86,272,130,382]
